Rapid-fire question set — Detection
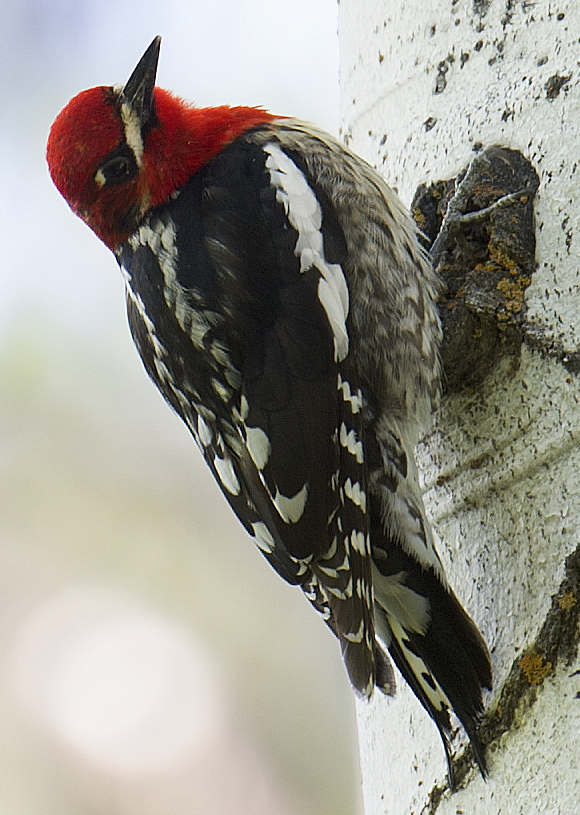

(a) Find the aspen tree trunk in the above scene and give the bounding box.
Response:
[339,2,580,813]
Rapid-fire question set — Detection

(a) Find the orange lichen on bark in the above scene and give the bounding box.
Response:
[519,651,552,685]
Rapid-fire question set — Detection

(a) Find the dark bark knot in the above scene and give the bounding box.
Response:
[412,146,540,393]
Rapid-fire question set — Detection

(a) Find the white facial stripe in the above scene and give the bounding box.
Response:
[120,101,144,167]
[264,143,350,362]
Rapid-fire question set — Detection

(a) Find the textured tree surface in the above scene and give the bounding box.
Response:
[340,1,580,813]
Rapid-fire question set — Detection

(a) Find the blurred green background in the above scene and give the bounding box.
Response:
[0,2,363,813]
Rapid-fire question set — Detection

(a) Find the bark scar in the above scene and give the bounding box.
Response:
[412,146,540,394]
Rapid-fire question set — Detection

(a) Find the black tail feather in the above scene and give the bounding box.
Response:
[373,527,491,781]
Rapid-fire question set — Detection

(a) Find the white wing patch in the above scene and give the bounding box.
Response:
[245,426,271,470]
[121,266,166,359]
[337,374,363,414]
[153,356,171,383]
[372,567,431,636]
[273,483,308,524]
[129,217,215,352]
[339,422,364,463]
[211,376,231,403]
[251,521,276,553]
[343,477,366,513]
[213,450,241,496]
[197,415,213,446]
[264,142,350,362]
[350,530,367,556]
[327,576,353,600]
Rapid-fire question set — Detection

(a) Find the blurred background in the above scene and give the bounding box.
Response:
[0,1,364,813]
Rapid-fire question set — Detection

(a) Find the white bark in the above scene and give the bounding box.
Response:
[339,1,580,812]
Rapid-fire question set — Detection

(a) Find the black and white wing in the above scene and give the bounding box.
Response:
[118,132,377,695]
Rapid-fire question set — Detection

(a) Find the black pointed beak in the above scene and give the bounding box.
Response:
[120,36,161,130]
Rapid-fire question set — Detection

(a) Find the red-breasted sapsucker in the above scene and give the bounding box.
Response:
[47,37,491,781]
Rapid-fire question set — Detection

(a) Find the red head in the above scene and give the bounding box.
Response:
[47,37,275,250]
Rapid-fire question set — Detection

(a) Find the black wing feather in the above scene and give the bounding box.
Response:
[119,134,377,693]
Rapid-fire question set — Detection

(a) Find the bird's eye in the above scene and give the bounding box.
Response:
[102,156,131,182]
[95,155,134,188]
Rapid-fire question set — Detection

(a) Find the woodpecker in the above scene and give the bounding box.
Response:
[47,37,492,781]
